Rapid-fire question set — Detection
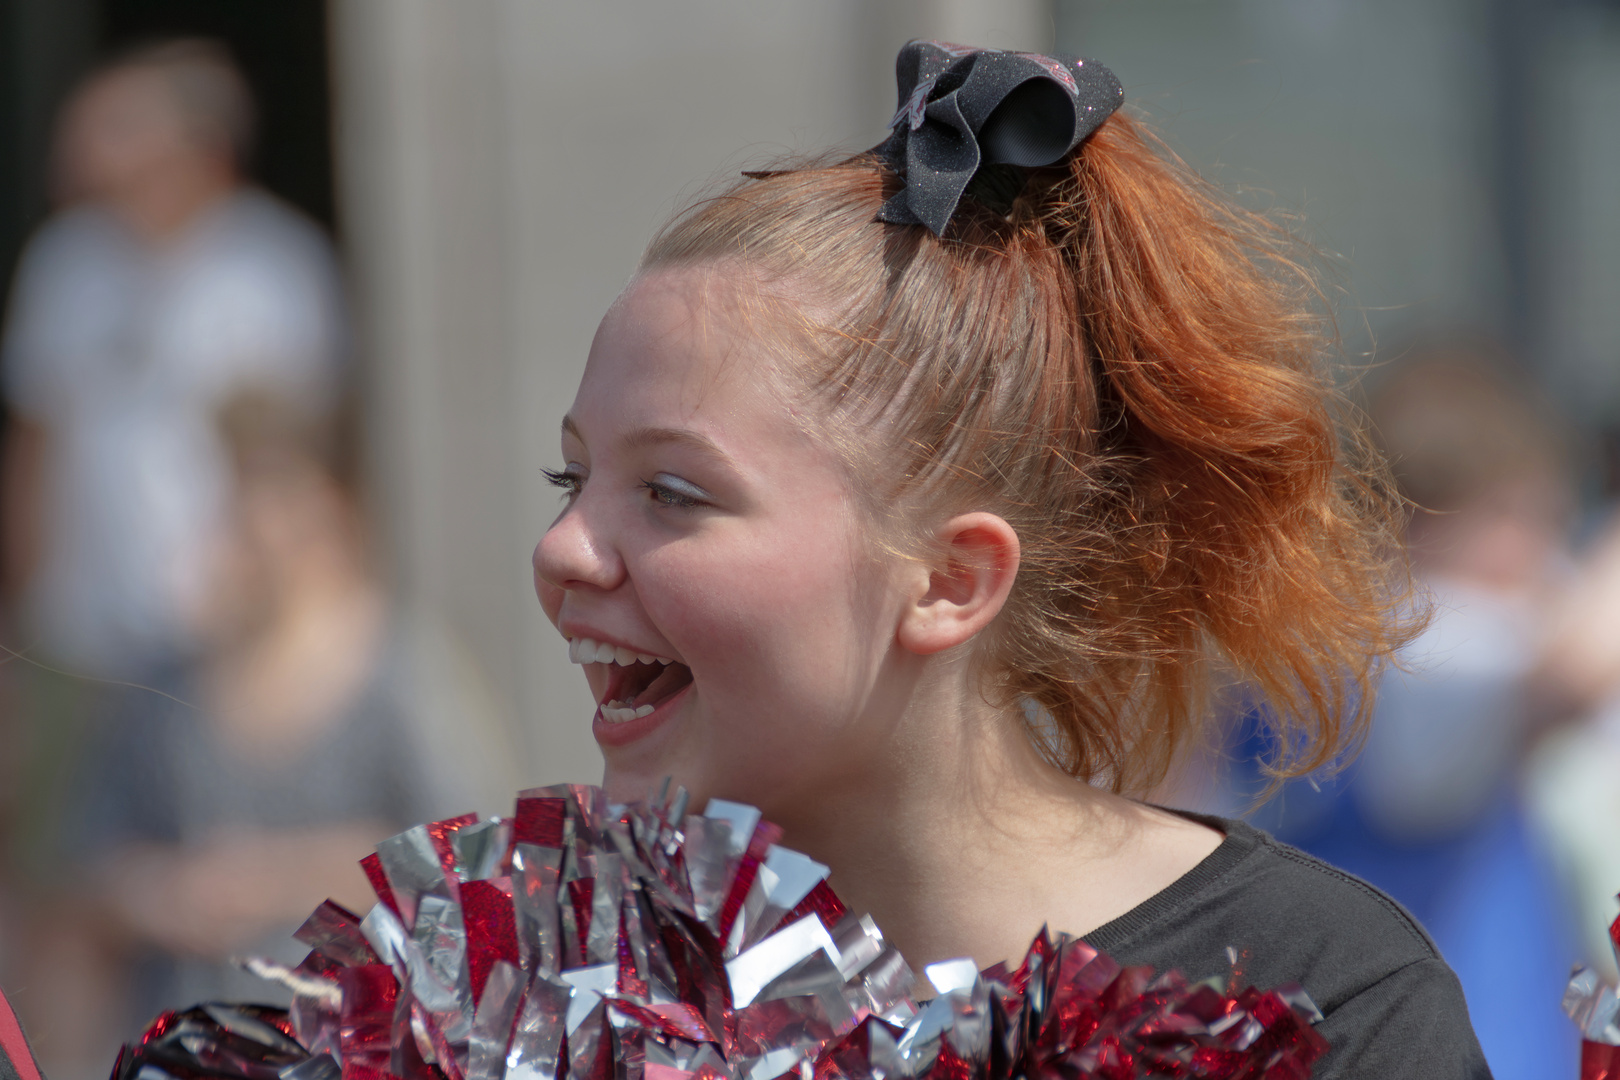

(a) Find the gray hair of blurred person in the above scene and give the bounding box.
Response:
[95,38,256,166]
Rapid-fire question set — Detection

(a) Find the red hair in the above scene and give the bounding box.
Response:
[644,112,1417,793]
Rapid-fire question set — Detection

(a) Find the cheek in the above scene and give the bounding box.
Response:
[642,526,875,700]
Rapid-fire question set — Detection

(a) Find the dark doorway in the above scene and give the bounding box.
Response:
[0,0,97,298]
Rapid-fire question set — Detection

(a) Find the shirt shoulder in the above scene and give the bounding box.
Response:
[1222,821,1444,988]
[199,189,338,275]
[15,205,129,267]
[1088,816,1439,993]
[1084,813,1489,1078]
[2,208,138,408]
[161,189,347,395]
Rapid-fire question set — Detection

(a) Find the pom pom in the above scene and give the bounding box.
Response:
[111,784,1327,1079]
[1565,901,1620,1078]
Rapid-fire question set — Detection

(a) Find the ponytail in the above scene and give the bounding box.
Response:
[644,111,1419,793]
[1039,113,1415,787]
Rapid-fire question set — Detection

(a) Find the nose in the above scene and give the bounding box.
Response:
[533,497,627,604]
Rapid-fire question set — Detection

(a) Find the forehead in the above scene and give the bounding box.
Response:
[72,68,180,127]
[566,264,864,513]
[573,264,804,430]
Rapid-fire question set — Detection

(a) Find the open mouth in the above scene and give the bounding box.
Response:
[568,636,694,723]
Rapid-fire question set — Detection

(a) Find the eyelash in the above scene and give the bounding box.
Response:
[641,477,704,509]
[542,467,582,497]
[542,468,708,511]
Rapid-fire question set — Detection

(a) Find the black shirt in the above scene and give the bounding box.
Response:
[1083,814,1492,1078]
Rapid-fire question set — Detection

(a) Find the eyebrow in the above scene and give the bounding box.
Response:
[561,414,733,464]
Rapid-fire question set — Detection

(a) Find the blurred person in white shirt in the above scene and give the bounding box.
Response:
[0,38,344,678]
[0,41,345,1078]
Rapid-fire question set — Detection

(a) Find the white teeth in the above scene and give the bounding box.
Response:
[566,637,677,667]
[598,699,658,724]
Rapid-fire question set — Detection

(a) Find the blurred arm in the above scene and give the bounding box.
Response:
[97,820,391,959]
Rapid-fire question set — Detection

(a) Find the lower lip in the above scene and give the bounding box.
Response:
[591,682,692,749]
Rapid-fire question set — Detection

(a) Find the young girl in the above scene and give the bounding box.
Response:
[533,41,1488,1077]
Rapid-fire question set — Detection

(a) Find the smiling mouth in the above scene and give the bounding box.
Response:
[569,636,694,723]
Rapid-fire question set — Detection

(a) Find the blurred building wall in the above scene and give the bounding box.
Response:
[1058,0,1506,354]
[1056,0,1620,435]
[1536,5,1620,422]
[330,0,1054,786]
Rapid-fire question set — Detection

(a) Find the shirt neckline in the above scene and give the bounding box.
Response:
[1081,810,1259,955]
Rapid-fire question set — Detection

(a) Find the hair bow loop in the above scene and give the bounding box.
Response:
[874,40,1124,235]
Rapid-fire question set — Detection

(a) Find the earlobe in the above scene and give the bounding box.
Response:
[896,512,1021,656]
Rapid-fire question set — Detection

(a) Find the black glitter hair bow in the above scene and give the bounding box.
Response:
[873,40,1124,236]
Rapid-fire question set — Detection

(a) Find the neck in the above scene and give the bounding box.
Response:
[764,653,1225,975]
[767,660,1084,970]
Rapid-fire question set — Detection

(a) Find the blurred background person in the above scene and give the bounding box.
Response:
[1215,346,1581,1079]
[1526,492,1620,989]
[43,391,505,1063]
[1,38,344,679]
[0,40,345,1077]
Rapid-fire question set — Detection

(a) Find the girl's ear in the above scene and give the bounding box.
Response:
[896,512,1021,655]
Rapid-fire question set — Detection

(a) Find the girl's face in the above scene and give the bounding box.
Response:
[533,265,915,814]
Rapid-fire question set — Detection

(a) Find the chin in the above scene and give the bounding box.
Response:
[600,767,658,805]
[601,762,704,809]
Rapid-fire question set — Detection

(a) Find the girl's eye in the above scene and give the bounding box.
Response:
[642,473,710,509]
[542,465,585,498]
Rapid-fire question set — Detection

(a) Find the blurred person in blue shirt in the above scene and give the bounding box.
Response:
[1227,348,1580,1080]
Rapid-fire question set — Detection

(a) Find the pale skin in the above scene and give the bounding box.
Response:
[533,264,1222,974]
[53,65,240,241]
